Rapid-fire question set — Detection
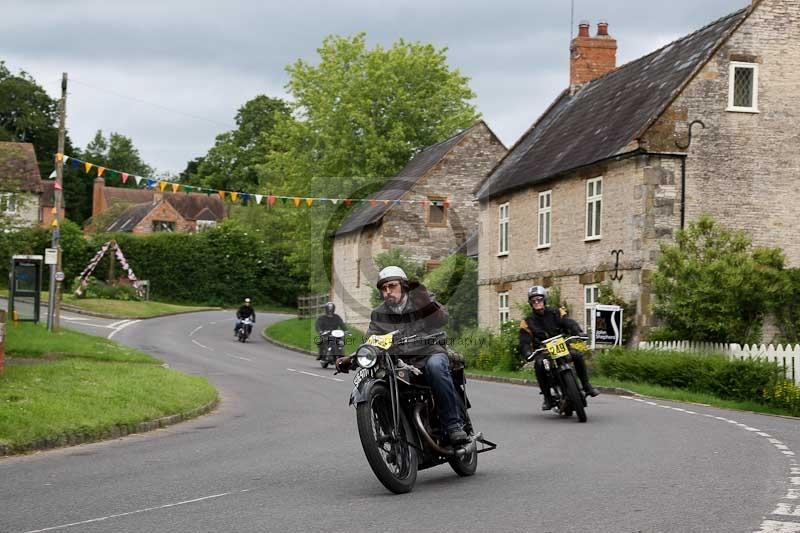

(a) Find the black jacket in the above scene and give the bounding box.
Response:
[519,307,582,358]
[236,305,256,321]
[366,282,448,366]
[315,313,345,333]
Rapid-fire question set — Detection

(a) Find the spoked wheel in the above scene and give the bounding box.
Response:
[562,372,587,423]
[355,383,418,493]
[320,360,329,368]
[449,397,477,476]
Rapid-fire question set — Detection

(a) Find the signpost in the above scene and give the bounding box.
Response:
[590,304,623,349]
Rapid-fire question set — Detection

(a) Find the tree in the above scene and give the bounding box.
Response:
[651,216,785,344]
[261,33,480,292]
[83,130,153,177]
[184,95,289,192]
[423,254,478,334]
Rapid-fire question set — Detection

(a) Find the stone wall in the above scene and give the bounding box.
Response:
[132,201,192,234]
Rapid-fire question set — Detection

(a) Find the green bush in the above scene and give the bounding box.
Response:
[457,321,520,372]
[82,279,140,301]
[423,254,477,334]
[763,380,800,416]
[594,348,784,403]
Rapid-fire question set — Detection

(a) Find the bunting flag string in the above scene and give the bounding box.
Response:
[53,153,458,210]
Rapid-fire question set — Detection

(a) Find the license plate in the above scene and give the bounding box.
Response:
[545,337,569,359]
[353,368,368,387]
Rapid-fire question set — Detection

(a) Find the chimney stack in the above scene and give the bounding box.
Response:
[570,20,618,92]
[92,177,106,217]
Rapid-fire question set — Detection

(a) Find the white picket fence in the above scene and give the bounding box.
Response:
[638,340,800,385]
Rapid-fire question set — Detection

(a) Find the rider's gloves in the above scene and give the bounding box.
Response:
[335,356,354,374]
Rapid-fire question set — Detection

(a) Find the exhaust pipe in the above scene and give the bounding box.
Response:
[413,404,467,457]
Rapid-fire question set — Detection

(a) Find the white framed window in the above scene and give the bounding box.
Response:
[727,62,759,113]
[0,193,17,214]
[498,291,510,324]
[498,203,509,256]
[196,220,216,232]
[538,190,551,248]
[584,284,599,331]
[585,177,602,240]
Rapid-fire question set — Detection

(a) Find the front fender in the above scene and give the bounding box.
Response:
[349,377,382,407]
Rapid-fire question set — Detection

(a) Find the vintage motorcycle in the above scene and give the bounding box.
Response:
[527,334,591,423]
[318,329,349,368]
[236,317,254,343]
[345,330,496,494]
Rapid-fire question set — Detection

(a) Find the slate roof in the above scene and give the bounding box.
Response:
[476,7,750,201]
[0,142,43,193]
[336,123,480,236]
[105,203,156,232]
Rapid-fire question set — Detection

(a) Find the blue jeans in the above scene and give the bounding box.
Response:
[423,353,463,432]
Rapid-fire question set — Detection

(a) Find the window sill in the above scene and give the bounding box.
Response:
[497,252,509,258]
[584,236,602,242]
[726,107,759,114]
[537,245,551,250]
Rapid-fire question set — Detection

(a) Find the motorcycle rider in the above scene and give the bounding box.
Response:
[336,265,470,445]
[315,302,346,360]
[234,298,256,336]
[519,286,599,410]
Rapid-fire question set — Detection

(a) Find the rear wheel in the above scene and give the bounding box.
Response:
[562,371,587,423]
[320,360,329,368]
[356,383,418,493]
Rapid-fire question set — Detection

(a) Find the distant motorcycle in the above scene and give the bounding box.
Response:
[527,335,591,422]
[318,329,349,368]
[236,317,254,343]
[347,330,496,494]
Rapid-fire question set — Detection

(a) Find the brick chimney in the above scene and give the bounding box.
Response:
[570,20,617,93]
[92,177,106,217]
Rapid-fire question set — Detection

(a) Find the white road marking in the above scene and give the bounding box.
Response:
[791,478,800,485]
[191,339,212,351]
[788,489,800,499]
[774,504,800,517]
[756,520,800,532]
[107,320,141,339]
[22,490,251,532]
[286,368,344,383]
[107,319,132,329]
[225,353,253,362]
[190,325,203,336]
[792,468,800,475]
[61,316,91,321]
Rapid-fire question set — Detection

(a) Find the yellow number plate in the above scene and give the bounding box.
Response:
[367,333,394,350]
[545,337,569,359]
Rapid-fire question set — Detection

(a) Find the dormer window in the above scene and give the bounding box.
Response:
[727,62,759,113]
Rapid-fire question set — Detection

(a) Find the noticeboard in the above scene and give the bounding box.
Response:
[590,304,623,349]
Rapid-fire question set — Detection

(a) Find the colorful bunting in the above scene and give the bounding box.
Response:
[121,172,129,184]
[230,192,239,203]
[171,183,180,193]
[268,195,277,206]
[255,194,263,204]
[293,197,301,207]
[84,162,93,173]
[97,167,106,177]
[305,198,314,207]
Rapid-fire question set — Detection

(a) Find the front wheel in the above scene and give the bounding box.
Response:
[320,360,329,368]
[355,383,418,494]
[449,395,477,476]
[562,371,587,423]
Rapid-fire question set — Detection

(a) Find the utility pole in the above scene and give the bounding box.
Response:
[47,73,67,331]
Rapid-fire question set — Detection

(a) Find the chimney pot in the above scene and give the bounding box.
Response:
[597,21,609,36]
[578,21,590,38]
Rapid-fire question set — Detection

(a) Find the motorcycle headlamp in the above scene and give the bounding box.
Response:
[356,344,379,369]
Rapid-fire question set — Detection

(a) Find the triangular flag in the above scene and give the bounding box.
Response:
[146,179,156,189]
[63,155,69,164]
[48,169,57,179]
[171,183,180,193]
[279,197,288,205]
[70,158,80,168]
[383,200,390,206]
[344,199,352,206]
[254,194,263,204]
[293,197,301,207]
[268,195,276,206]
[394,199,401,205]
[84,162,93,173]
[305,198,313,207]
[159,181,168,192]
[329,198,339,205]
[218,191,226,200]
[184,185,193,193]
[370,199,378,207]
[230,192,239,202]
[241,193,250,204]
[134,176,142,185]
[97,167,106,177]
[54,181,62,190]
[121,173,129,184]
[55,153,63,162]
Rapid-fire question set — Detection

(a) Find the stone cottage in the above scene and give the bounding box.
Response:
[89,177,225,233]
[332,120,507,328]
[475,0,800,342]
[0,142,49,228]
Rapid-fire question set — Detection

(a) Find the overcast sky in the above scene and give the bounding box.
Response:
[3,0,749,176]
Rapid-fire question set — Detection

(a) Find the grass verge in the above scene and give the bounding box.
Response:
[0,323,217,452]
[265,317,364,356]
[465,368,796,418]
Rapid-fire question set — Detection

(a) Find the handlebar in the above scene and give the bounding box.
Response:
[526,335,588,361]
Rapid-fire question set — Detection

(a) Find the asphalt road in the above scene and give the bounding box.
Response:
[2,310,799,533]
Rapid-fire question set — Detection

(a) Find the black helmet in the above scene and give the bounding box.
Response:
[528,286,547,303]
[324,302,335,314]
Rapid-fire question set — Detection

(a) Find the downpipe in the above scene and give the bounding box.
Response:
[413,403,466,458]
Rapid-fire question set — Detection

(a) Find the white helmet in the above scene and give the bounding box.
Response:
[244,298,251,304]
[376,266,408,289]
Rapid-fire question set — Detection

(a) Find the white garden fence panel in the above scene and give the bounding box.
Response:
[639,341,800,385]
